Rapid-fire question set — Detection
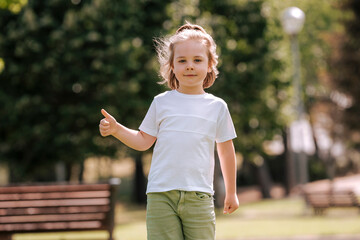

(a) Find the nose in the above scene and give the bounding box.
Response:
[186,65,194,70]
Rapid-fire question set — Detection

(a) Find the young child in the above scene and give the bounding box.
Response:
[99,22,239,240]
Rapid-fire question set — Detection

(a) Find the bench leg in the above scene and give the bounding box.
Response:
[0,233,12,240]
[314,207,326,215]
[108,228,114,240]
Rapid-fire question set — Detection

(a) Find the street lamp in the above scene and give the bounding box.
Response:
[281,7,305,36]
[281,7,310,188]
[281,7,305,120]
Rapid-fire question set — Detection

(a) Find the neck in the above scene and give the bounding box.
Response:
[177,87,205,95]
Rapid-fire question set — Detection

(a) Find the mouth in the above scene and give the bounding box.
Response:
[184,74,197,77]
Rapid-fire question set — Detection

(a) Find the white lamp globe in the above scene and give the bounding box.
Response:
[281,7,305,35]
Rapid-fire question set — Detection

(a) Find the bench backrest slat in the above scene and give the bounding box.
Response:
[0,184,110,194]
[0,205,110,216]
[0,198,110,208]
[0,191,110,201]
[1,213,107,224]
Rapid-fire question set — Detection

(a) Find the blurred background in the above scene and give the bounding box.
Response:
[0,0,360,238]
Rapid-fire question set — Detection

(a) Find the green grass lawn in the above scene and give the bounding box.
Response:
[215,197,360,239]
[14,197,360,240]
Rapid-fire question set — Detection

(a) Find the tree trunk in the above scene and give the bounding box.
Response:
[133,152,147,204]
[253,160,273,199]
[214,151,225,208]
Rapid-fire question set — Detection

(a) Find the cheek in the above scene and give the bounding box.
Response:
[173,64,183,73]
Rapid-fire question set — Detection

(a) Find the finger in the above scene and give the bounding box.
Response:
[100,119,110,125]
[99,125,109,131]
[223,205,229,214]
[99,127,110,136]
[101,109,112,120]
[227,206,236,214]
[223,203,234,214]
[100,131,109,137]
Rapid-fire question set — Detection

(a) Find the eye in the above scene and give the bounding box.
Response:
[178,59,186,63]
[194,59,202,63]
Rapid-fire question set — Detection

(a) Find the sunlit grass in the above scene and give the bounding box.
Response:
[14,231,108,240]
[14,197,360,240]
[115,222,147,240]
[216,217,360,239]
[216,197,360,239]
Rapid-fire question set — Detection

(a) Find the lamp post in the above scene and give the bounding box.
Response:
[281,7,309,188]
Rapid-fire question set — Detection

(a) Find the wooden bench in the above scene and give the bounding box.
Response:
[0,179,120,240]
[304,190,360,215]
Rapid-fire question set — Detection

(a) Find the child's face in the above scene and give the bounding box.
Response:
[172,39,211,94]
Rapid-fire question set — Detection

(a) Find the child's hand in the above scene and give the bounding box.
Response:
[223,193,239,214]
[99,109,118,137]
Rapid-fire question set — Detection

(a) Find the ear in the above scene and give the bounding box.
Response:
[208,66,212,73]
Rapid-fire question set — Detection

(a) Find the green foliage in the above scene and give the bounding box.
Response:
[329,0,360,135]
[0,0,345,183]
[0,0,27,13]
[0,0,166,181]
[204,1,283,159]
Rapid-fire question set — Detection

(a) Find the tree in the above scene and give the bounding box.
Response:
[1,0,348,203]
[0,0,166,183]
[327,0,360,174]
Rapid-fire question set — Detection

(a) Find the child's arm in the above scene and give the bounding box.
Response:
[216,139,239,214]
[99,109,156,151]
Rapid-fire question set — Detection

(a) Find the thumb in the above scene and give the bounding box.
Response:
[101,109,113,120]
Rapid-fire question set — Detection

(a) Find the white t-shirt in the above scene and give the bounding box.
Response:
[139,90,237,195]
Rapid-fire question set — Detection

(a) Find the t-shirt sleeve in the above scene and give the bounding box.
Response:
[215,103,237,143]
[139,100,158,137]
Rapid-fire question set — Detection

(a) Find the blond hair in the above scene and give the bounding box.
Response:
[155,22,219,90]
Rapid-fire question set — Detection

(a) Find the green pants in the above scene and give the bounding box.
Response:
[146,190,216,240]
